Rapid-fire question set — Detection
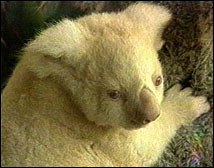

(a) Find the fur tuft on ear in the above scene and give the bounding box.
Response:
[25,19,88,60]
[123,2,172,50]
[22,19,89,78]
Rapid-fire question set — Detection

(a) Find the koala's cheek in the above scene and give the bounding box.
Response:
[158,93,164,104]
[157,87,164,104]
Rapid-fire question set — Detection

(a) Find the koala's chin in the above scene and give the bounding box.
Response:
[95,118,149,130]
[123,122,149,131]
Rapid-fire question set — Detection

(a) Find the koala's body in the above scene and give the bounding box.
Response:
[1,3,210,167]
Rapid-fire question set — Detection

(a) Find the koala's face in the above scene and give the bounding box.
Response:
[28,3,170,130]
[76,26,164,130]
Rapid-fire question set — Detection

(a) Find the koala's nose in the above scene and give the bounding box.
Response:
[135,88,160,124]
[143,113,160,123]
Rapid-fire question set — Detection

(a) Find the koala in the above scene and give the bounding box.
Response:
[1,2,210,167]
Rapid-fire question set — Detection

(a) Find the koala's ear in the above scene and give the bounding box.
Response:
[22,19,89,78]
[25,18,87,64]
[123,3,172,50]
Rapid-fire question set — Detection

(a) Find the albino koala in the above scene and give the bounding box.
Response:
[1,2,210,167]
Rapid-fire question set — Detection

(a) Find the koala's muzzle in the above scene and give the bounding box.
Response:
[133,88,160,125]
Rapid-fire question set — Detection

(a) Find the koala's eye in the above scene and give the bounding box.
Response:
[154,76,162,86]
[107,90,121,99]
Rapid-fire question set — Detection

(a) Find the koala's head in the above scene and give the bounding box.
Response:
[24,3,171,130]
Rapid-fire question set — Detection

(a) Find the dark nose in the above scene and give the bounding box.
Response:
[144,113,160,123]
[135,88,160,124]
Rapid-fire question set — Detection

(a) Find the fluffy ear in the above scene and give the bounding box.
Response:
[123,2,172,50]
[25,18,88,61]
[22,19,89,78]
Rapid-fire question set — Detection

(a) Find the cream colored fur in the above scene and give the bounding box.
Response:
[1,2,210,167]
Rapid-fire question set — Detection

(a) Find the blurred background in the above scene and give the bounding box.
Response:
[1,1,213,167]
